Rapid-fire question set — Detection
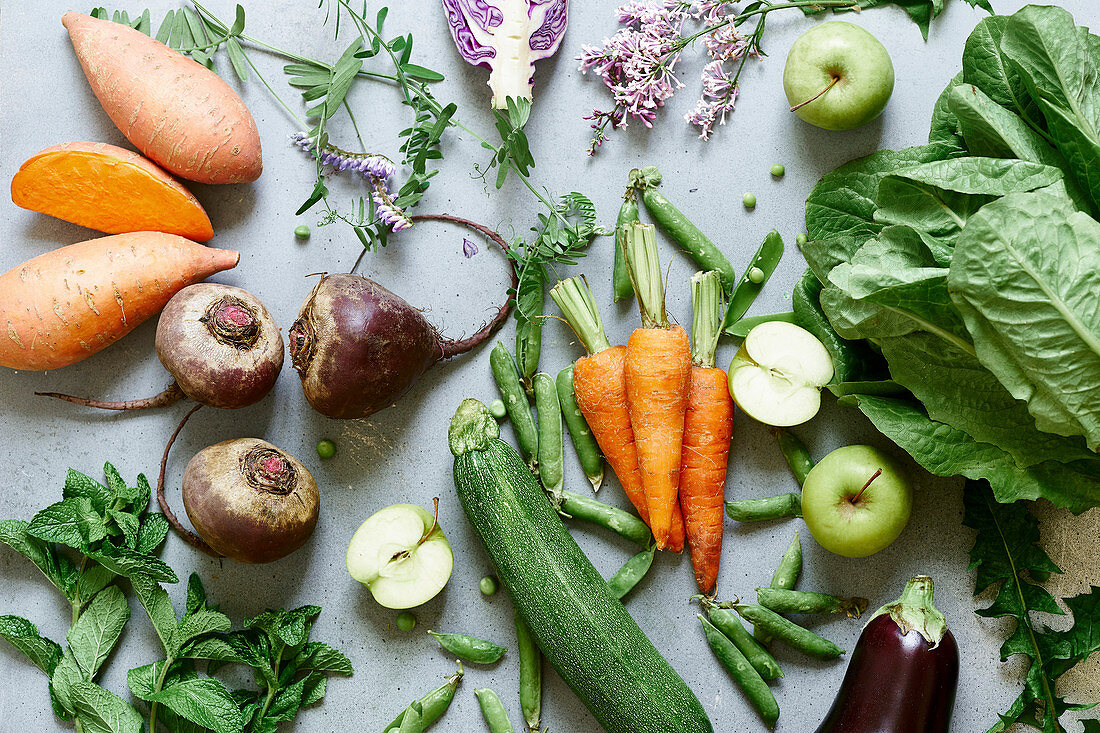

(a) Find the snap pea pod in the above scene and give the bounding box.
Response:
[698,615,779,729]
[398,701,423,733]
[756,587,869,619]
[490,342,538,467]
[725,494,802,522]
[722,230,785,334]
[629,166,737,293]
[515,611,542,732]
[735,604,845,660]
[607,547,655,599]
[428,631,506,664]
[515,266,546,393]
[613,191,639,302]
[533,372,564,508]
[697,598,783,680]
[774,428,814,487]
[756,532,803,644]
[560,490,652,547]
[725,312,797,338]
[382,664,463,732]
[556,366,604,491]
[475,688,516,733]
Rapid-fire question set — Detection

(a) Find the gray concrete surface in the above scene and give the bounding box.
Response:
[1,0,1095,731]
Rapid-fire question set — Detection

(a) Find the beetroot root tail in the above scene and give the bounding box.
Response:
[37,382,185,411]
[157,403,224,558]
[410,213,518,359]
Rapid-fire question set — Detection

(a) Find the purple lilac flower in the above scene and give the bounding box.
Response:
[685,61,739,140]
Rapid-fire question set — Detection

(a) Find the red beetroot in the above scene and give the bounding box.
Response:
[814,576,959,733]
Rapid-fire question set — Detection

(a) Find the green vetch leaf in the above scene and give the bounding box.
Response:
[949,191,1100,450]
[145,677,244,733]
[68,585,129,678]
[69,681,143,733]
[0,615,63,674]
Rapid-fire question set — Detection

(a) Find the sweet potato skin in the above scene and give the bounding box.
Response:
[11,141,214,241]
[62,12,262,185]
[0,232,239,371]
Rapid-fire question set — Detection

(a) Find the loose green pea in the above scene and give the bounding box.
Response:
[396,612,417,632]
[770,164,785,177]
[743,192,757,208]
[796,232,808,246]
[316,439,336,459]
[480,575,499,596]
[748,267,765,284]
[428,631,506,664]
[488,399,507,419]
[294,224,311,239]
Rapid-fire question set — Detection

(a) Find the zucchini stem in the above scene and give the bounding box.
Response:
[623,222,669,330]
[550,277,613,355]
[691,271,723,368]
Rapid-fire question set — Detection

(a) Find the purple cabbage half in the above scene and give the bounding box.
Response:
[442,0,568,108]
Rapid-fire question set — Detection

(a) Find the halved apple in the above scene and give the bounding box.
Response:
[346,503,453,609]
[728,321,834,427]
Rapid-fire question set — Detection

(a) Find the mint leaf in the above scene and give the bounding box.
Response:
[76,564,117,606]
[0,519,77,598]
[179,635,251,664]
[0,615,63,674]
[184,572,209,618]
[27,497,107,550]
[294,642,354,675]
[50,649,86,716]
[175,610,232,649]
[127,660,165,700]
[136,513,170,555]
[131,574,177,654]
[63,469,111,513]
[103,463,128,503]
[145,677,244,733]
[109,509,140,548]
[68,585,129,678]
[69,681,143,733]
[247,605,320,648]
[89,540,178,583]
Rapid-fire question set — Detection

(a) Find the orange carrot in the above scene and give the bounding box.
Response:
[0,232,239,371]
[63,12,262,184]
[623,222,693,550]
[550,277,685,552]
[680,271,733,593]
[11,142,214,241]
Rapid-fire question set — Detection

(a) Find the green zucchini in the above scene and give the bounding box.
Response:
[449,399,713,733]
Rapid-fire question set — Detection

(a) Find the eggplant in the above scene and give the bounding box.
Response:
[814,576,959,733]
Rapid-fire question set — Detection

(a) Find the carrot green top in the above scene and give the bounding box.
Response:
[622,222,669,330]
[550,276,613,355]
[691,270,723,369]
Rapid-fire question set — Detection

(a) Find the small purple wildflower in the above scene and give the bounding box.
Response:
[463,237,478,258]
[370,178,413,232]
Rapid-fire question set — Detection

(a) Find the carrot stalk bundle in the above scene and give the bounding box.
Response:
[681,271,734,593]
[622,222,693,551]
[550,277,685,552]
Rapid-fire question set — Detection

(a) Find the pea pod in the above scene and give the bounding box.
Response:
[382,664,463,732]
[490,342,538,467]
[698,615,780,729]
[697,598,783,680]
[756,587,869,619]
[475,688,516,733]
[398,701,423,733]
[607,547,655,599]
[560,490,652,547]
[630,166,737,293]
[515,611,542,732]
[735,604,845,660]
[725,494,802,522]
[756,532,802,644]
[533,372,564,508]
[614,191,639,302]
[722,230,785,334]
[774,428,814,487]
[556,365,604,490]
[428,631,506,664]
[515,265,546,392]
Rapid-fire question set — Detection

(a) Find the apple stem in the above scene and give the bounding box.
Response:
[851,468,883,503]
[418,496,441,548]
[790,75,840,112]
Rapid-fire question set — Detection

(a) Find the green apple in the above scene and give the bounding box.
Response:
[801,445,912,558]
[728,321,834,427]
[347,503,453,609]
[782,22,895,131]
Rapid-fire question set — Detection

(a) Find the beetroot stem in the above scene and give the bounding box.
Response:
[157,404,223,558]
[409,213,519,359]
[37,382,185,411]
